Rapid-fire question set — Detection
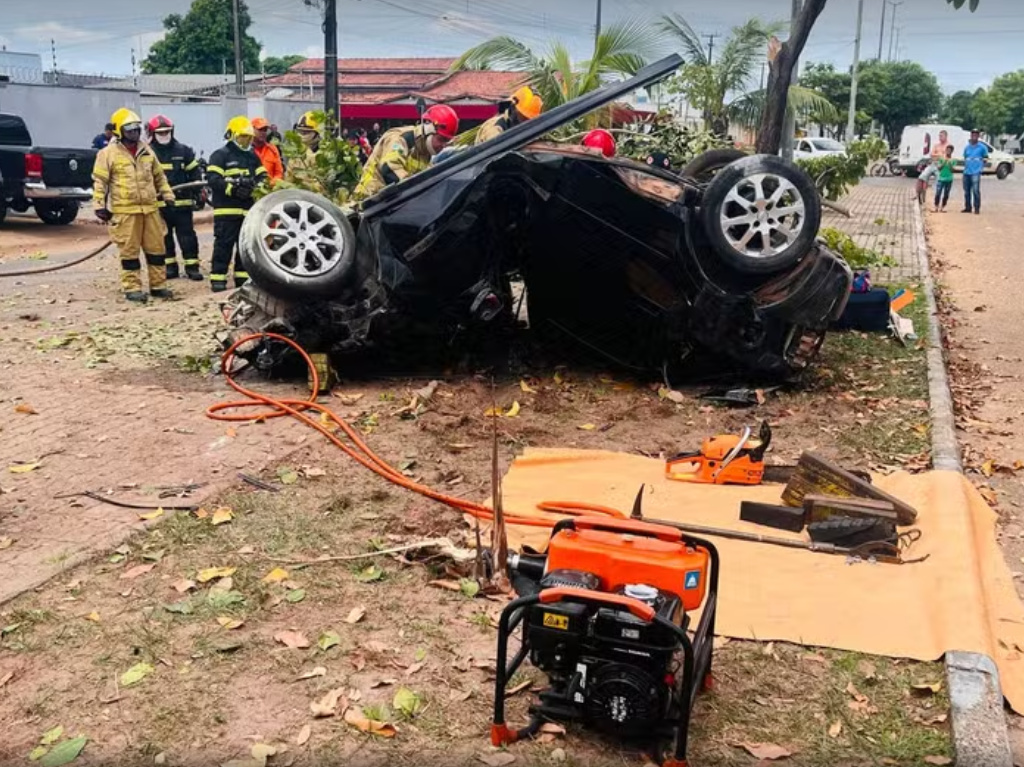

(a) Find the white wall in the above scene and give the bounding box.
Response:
[0,83,139,148]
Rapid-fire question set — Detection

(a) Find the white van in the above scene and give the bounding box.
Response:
[899,124,1015,179]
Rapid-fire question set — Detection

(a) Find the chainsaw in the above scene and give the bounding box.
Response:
[665,421,788,485]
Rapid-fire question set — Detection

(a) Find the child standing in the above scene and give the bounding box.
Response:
[934,144,956,212]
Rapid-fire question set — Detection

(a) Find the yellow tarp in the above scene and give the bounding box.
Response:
[497,448,1024,713]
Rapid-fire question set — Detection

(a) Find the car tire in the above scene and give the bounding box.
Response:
[681,148,748,184]
[238,189,356,300]
[35,200,79,225]
[997,163,1012,180]
[700,154,821,276]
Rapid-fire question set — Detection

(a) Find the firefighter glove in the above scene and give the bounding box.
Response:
[95,208,112,222]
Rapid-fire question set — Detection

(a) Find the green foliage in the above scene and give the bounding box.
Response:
[267,112,362,206]
[972,71,1024,137]
[946,0,980,9]
[799,62,854,137]
[939,89,980,129]
[615,114,731,166]
[143,0,261,75]
[262,54,306,75]
[818,227,896,270]
[796,137,888,200]
[857,61,943,144]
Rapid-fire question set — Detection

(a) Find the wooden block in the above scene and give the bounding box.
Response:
[740,501,806,533]
[781,451,918,526]
[803,495,899,524]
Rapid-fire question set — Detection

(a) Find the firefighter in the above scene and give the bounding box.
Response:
[251,117,284,182]
[146,115,203,281]
[206,116,268,293]
[475,86,543,145]
[353,104,459,200]
[92,107,175,303]
[582,128,617,158]
[294,111,321,153]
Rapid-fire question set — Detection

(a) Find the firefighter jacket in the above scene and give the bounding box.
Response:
[475,112,513,144]
[207,142,268,217]
[150,138,201,207]
[354,125,433,200]
[92,139,174,215]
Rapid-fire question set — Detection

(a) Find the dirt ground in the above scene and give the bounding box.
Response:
[925,174,1024,761]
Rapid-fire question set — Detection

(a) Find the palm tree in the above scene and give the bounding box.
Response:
[659,14,837,136]
[449,19,665,127]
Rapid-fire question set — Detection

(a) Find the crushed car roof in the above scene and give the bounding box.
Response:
[359,53,684,218]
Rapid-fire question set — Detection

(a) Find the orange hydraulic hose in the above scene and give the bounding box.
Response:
[208,333,625,529]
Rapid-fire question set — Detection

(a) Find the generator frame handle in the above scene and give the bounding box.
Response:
[551,516,685,544]
[491,535,719,767]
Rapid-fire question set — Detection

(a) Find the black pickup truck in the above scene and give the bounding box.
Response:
[0,113,96,226]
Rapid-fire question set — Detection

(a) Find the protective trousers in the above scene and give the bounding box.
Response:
[210,216,248,291]
[162,205,200,277]
[109,211,167,293]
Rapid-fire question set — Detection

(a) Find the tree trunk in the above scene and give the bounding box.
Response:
[756,0,830,154]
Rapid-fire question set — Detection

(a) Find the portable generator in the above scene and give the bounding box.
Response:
[492,516,719,767]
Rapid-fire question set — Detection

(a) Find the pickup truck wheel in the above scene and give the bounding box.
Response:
[239,189,355,300]
[701,154,821,276]
[681,148,748,184]
[35,200,80,225]
[997,163,1012,180]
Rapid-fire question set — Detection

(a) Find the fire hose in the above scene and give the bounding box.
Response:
[0,181,209,279]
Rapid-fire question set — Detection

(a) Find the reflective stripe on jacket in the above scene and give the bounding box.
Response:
[207,142,268,216]
[475,113,511,144]
[354,125,432,200]
[92,140,173,214]
[151,138,201,206]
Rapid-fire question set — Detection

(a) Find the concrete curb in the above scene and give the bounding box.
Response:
[912,202,1013,767]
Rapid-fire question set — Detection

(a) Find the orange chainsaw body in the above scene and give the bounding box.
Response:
[665,423,770,486]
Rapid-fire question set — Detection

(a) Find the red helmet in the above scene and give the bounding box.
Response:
[146,114,174,137]
[582,129,616,158]
[422,104,459,140]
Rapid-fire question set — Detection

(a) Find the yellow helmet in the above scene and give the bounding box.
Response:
[295,111,321,132]
[110,107,142,138]
[510,86,543,120]
[224,115,255,142]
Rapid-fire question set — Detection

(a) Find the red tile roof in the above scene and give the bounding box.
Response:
[414,71,525,101]
[265,72,436,88]
[290,57,457,74]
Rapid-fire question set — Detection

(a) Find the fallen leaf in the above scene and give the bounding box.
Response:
[262,567,289,584]
[211,508,233,526]
[197,567,236,583]
[0,536,13,550]
[658,387,686,404]
[163,600,193,615]
[405,661,425,677]
[393,686,422,717]
[318,631,341,651]
[828,720,842,738]
[296,666,327,681]
[460,579,480,598]
[303,467,327,478]
[39,737,87,767]
[274,630,311,649]
[120,563,156,580]
[15,403,38,415]
[912,681,943,695]
[428,579,462,592]
[278,469,299,485]
[286,589,306,603]
[739,742,792,761]
[519,380,536,393]
[506,400,521,418]
[450,689,473,702]
[41,726,64,746]
[0,670,13,688]
[250,743,276,764]
[577,424,597,431]
[295,724,311,746]
[369,678,398,688]
[343,707,397,737]
[29,746,47,762]
[345,606,366,624]
[310,687,348,718]
[981,459,995,477]
[217,616,244,630]
[331,391,365,405]
[857,660,878,681]
[477,753,516,767]
[138,509,164,521]
[120,662,154,687]
[923,758,952,766]
[355,565,384,583]
[85,612,100,623]
[172,579,196,594]
[9,462,41,474]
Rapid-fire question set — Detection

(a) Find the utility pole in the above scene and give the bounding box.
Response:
[703,33,718,63]
[894,25,901,62]
[846,0,865,142]
[877,0,887,60]
[231,0,244,92]
[594,0,602,48]
[323,0,339,128]
[887,1,903,61]
[781,0,802,161]
[50,39,58,86]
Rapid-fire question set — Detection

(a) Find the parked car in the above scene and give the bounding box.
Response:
[0,113,96,226]
[794,137,847,161]
[899,124,1015,179]
[223,56,852,380]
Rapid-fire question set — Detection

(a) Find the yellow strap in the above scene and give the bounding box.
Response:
[210,274,228,280]
[214,208,247,216]
[175,200,194,207]
[256,166,268,176]
[159,163,174,170]
[184,160,199,171]
[233,271,250,279]
[224,168,252,177]
[206,165,226,175]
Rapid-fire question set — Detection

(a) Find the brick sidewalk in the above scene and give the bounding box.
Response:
[823,176,921,284]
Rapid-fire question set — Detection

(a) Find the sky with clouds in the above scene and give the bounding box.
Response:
[1,0,1021,92]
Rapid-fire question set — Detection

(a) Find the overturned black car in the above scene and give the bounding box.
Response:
[225,56,852,379]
